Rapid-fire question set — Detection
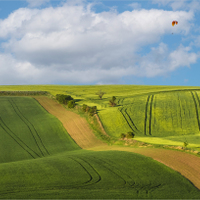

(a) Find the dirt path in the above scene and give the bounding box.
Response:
[35,96,200,190]
[89,146,200,190]
[35,97,106,149]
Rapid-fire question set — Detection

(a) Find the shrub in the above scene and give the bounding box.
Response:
[82,104,97,116]
[56,94,73,104]
[126,132,135,139]
[183,140,189,148]
[68,100,75,108]
[120,133,126,139]
[109,96,117,107]
[82,104,88,112]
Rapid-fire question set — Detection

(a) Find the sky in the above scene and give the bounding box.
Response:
[0,0,199,86]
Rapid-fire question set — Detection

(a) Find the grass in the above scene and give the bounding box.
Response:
[0,97,80,164]
[135,134,200,151]
[1,150,200,199]
[1,85,200,198]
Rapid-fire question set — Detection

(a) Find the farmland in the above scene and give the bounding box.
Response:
[1,150,200,199]
[0,97,80,164]
[0,85,200,198]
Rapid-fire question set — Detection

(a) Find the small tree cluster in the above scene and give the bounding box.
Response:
[109,96,117,107]
[56,94,73,104]
[121,132,135,139]
[82,104,97,116]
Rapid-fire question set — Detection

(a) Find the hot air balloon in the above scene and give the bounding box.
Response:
[172,20,178,26]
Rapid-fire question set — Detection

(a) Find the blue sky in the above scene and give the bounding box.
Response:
[0,0,199,86]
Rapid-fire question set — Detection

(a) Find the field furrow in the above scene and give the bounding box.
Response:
[0,117,39,159]
[89,146,200,190]
[144,95,151,135]
[149,95,154,136]
[124,108,140,134]
[9,99,49,157]
[191,91,200,131]
[119,107,135,133]
[177,94,183,130]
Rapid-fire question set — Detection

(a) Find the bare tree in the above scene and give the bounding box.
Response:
[96,90,106,100]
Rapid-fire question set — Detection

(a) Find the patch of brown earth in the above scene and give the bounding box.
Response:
[89,146,200,190]
[35,96,106,149]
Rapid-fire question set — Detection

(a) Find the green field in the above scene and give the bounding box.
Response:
[0,94,200,198]
[1,150,200,199]
[0,97,80,164]
[1,85,200,148]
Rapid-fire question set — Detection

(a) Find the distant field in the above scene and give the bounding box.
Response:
[0,97,80,163]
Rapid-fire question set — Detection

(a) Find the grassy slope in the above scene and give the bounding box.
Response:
[0,97,80,164]
[0,94,200,199]
[1,150,200,199]
[0,86,200,198]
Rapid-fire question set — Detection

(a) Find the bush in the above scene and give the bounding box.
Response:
[126,132,135,139]
[82,104,88,112]
[68,100,75,108]
[120,133,126,139]
[56,94,73,104]
[82,104,97,116]
[109,96,117,107]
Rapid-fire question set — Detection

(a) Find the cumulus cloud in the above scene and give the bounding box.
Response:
[136,43,200,77]
[0,1,198,84]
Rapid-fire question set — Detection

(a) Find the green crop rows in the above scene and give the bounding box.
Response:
[0,97,80,164]
[1,150,200,199]
[99,90,200,139]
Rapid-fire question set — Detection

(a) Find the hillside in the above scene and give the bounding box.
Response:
[0,86,200,198]
[0,97,80,164]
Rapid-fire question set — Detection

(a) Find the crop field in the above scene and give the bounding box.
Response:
[0,97,80,163]
[98,89,200,149]
[1,85,200,198]
[1,150,200,199]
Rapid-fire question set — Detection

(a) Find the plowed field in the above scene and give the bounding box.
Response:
[35,97,106,149]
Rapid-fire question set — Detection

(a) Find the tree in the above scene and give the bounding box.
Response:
[126,132,135,139]
[109,96,117,107]
[68,100,75,108]
[56,94,73,104]
[96,90,106,100]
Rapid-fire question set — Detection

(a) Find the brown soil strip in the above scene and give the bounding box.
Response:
[89,146,200,190]
[34,96,106,149]
[35,96,200,190]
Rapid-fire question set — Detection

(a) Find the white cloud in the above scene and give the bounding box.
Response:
[135,43,200,77]
[0,2,198,84]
